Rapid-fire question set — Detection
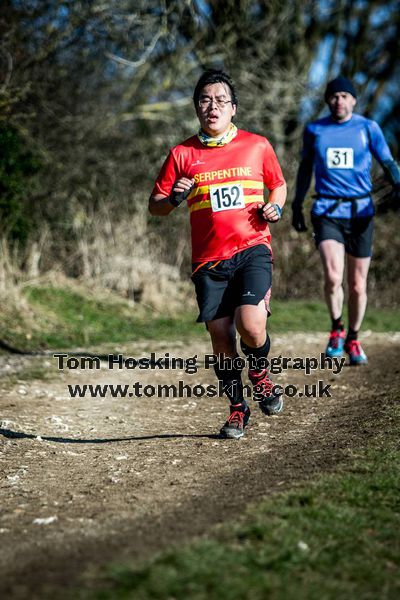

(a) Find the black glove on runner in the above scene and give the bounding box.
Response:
[169,185,193,208]
[292,205,307,232]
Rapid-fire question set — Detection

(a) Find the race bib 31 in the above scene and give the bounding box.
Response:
[326,147,354,169]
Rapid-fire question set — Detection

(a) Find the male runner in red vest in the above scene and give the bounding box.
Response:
[149,70,287,438]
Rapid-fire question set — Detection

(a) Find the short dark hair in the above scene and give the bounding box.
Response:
[193,69,238,108]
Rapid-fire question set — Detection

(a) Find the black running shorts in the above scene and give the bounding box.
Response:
[311,215,374,258]
[191,245,273,323]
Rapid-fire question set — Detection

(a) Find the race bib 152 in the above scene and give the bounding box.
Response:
[209,183,245,212]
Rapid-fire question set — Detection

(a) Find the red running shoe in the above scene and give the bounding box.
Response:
[344,340,368,365]
[220,402,251,439]
[249,369,284,415]
[325,329,346,358]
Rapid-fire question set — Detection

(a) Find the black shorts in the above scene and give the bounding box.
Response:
[311,215,374,258]
[191,245,273,323]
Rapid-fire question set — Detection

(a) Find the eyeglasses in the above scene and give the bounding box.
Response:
[198,96,233,109]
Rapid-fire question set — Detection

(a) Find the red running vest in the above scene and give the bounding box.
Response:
[152,129,285,262]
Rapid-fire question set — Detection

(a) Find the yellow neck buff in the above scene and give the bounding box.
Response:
[197,123,238,147]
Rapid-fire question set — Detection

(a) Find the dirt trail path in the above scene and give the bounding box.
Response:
[1,333,399,599]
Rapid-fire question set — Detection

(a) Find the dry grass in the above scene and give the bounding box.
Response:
[72,207,195,312]
[0,208,195,318]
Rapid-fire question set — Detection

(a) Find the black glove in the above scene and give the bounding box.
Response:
[169,185,193,208]
[292,205,307,232]
[376,183,400,215]
[258,203,283,222]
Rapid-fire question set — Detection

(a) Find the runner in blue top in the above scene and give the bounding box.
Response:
[292,76,400,365]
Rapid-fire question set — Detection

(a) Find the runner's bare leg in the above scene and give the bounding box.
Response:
[207,317,237,357]
[347,254,371,331]
[235,301,268,346]
[319,239,345,321]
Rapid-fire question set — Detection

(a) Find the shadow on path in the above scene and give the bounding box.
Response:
[0,428,220,443]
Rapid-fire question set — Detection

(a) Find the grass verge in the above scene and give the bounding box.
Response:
[271,299,400,333]
[83,401,400,600]
[0,285,207,351]
[0,284,398,351]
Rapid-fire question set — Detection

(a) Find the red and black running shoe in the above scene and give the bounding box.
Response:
[220,402,251,439]
[248,369,283,415]
[344,339,368,365]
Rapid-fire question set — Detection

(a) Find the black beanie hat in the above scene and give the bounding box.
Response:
[324,76,357,102]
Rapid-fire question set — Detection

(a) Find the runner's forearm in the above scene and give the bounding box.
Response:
[381,159,400,188]
[293,157,313,207]
[268,182,287,209]
[148,194,175,216]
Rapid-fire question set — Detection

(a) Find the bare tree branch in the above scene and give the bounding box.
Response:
[0,48,13,92]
